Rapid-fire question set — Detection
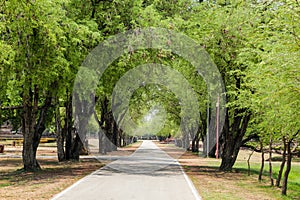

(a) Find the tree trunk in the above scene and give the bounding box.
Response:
[276,137,287,187]
[32,89,53,162]
[112,120,118,150]
[196,137,200,152]
[191,137,196,152]
[219,140,240,171]
[70,132,82,160]
[100,97,110,153]
[99,130,106,154]
[22,84,40,171]
[22,84,53,171]
[64,90,73,160]
[191,129,200,152]
[123,134,127,147]
[282,140,292,196]
[118,128,123,147]
[94,109,106,154]
[56,98,65,162]
[72,92,95,159]
[269,135,274,186]
[258,140,264,181]
[220,110,251,171]
[182,132,189,150]
[247,149,255,176]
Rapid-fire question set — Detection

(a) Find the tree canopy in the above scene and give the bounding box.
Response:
[0,0,299,195]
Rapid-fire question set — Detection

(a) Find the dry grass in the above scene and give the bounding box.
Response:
[179,153,281,200]
[0,141,142,200]
[156,142,293,200]
[1,141,298,200]
[0,158,104,200]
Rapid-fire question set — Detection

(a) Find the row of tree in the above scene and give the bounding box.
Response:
[0,0,299,195]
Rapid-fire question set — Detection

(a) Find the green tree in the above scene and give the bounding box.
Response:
[0,0,101,169]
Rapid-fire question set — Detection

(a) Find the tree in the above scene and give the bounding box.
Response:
[241,0,300,194]
[0,0,101,169]
[1,0,70,170]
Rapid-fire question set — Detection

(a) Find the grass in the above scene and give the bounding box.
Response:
[0,141,143,200]
[0,158,104,199]
[1,141,299,199]
[184,156,300,200]
[232,160,300,199]
[155,143,300,200]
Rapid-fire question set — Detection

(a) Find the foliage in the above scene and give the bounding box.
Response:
[0,0,298,193]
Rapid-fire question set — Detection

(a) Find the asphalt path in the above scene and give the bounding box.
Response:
[51,140,202,200]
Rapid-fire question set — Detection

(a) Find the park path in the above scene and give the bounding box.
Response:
[51,140,201,200]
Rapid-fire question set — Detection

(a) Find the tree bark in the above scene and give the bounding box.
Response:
[112,120,118,151]
[22,84,40,171]
[64,90,73,160]
[56,97,65,162]
[282,139,292,195]
[192,131,202,153]
[276,137,286,187]
[247,149,255,176]
[94,110,105,154]
[269,135,274,186]
[32,89,53,162]
[94,96,110,154]
[258,140,265,181]
[191,137,197,152]
[70,131,82,160]
[219,109,251,171]
[72,91,95,159]
[22,84,53,171]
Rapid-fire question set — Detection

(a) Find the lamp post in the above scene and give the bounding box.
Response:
[215,94,220,159]
[206,100,209,158]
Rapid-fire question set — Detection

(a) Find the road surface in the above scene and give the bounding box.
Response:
[52,140,201,200]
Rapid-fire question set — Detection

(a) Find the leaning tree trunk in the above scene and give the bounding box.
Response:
[276,137,287,187]
[247,149,255,176]
[219,109,251,171]
[282,139,292,195]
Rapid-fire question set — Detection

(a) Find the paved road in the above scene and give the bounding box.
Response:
[52,140,201,200]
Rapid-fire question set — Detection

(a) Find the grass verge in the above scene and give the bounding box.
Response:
[157,142,300,200]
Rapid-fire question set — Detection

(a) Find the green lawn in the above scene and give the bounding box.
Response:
[189,157,300,200]
[233,161,300,199]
